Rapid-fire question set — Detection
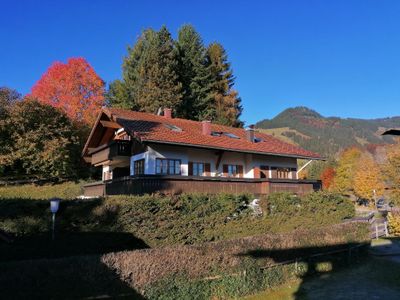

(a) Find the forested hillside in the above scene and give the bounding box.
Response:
[256,107,400,157]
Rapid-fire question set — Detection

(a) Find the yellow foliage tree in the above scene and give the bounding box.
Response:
[353,154,385,202]
[333,147,362,194]
[387,212,400,236]
[384,142,400,205]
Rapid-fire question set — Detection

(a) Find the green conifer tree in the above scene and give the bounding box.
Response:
[176,25,212,119]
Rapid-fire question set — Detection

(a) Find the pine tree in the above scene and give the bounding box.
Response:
[108,25,243,126]
[206,43,243,127]
[136,26,183,113]
[176,25,212,119]
[107,80,131,109]
[112,27,183,114]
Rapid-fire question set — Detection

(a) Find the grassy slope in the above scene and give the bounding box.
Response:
[0,190,355,251]
[243,257,400,300]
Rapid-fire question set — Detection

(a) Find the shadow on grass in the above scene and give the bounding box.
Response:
[241,238,400,299]
[0,197,148,299]
[0,231,149,262]
[0,232,148,299]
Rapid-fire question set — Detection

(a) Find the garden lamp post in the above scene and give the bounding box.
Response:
[49,198,60,241]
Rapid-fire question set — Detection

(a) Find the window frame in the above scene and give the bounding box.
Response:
[155,158,181,175]
[133,159,145,175]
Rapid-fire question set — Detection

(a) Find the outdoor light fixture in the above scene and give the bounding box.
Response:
[49,198,61,241]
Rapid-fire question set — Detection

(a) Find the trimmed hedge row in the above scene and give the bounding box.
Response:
[0,191,355,247]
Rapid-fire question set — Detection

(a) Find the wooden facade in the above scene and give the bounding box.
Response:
[83,176,321,197]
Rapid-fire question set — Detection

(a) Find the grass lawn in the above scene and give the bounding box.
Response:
[243,256,400,300]
[0,181,85,199]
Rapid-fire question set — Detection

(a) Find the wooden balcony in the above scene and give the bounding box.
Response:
[89,140,131,166]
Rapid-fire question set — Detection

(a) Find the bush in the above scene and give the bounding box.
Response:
[388,211,400,236]
[0,181,84,199]
[0,191,357,247]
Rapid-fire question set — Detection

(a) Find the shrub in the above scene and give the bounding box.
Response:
[0,181,84,199]
[387,211,400,236]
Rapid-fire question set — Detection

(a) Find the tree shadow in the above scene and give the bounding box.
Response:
[239,241,370,299]
[0,197,148,299]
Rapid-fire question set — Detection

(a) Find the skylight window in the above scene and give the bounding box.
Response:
[164,123,182,132]
[223,132,240,139]
[254,137,264,143]
[211,131,240,139]
[211,131,222,137]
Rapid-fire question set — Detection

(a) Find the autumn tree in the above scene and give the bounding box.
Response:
[205,43,243,127]
[321,166,336,190]
[0,99,81,179]
[384,142,400,205]
[353,153,385,202]
[30,57,105,126]
[333,147,362,194]
[0,87,21,119]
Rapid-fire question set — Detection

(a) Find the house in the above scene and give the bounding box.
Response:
[82,108,322,196]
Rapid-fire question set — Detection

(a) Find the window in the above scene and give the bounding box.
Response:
[193,163,204,176]
[223,132,240,139]
[188,162,211,176]
[164,123,182,132]
[223,164,243,178]
[211,131,240,139]
[156,158,181,175]
[134,159,145,175]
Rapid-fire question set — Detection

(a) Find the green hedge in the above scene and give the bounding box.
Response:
[0,191,355,248]
[0,181,84,199]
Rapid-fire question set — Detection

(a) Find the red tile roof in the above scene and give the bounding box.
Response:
[100,108,322,160]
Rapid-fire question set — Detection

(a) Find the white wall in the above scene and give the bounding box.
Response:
[129,144,298,179]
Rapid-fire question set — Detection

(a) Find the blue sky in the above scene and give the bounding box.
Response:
[1,0,400,125]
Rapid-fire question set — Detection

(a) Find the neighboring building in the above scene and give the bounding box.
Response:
[82,108,322,196]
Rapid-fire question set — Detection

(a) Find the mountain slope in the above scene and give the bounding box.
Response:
[256,107,400,157]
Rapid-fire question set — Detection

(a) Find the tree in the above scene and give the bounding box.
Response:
[333,147,362,193]
[321,166,336,190]
[384,142,400,205]
[108,25,243,126]
[0,87,21,119]
[353,154,385,202]
[176,24,211,119]
[0,99,81,179]
[30,57,105,126]
[135,26,183,113]
[205,43,243,127]
[110,27,183,113]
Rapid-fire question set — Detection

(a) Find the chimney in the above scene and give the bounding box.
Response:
[202,120,211,136]
[164,108,172,119]
[246,125,255,142]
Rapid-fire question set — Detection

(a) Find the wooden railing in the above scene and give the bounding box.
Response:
[90,140,131,165]
[84,176,321,197]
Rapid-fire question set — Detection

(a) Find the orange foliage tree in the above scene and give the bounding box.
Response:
[30,57,105,126]
[320,167,335,190]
